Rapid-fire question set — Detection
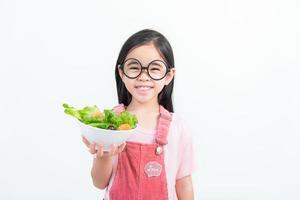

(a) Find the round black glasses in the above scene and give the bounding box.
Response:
[119,58,170,81]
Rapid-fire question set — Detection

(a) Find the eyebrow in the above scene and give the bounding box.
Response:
[150,62,164,67]
[126,58,165,66]
[126,60,139,65]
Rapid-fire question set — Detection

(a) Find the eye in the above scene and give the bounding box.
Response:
[150,61,165,71]
[150,67,160,71]
[150,64,163,72]
[129,66,140,70]
[125,61,140,70]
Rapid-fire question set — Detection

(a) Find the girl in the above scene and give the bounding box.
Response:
[82,29,195,200]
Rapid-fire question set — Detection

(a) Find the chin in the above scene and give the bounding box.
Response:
[131,94,157,104]
[134,96,155,104]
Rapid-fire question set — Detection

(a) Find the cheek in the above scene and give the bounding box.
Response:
[122,79,135,91]
[154,81,166,92]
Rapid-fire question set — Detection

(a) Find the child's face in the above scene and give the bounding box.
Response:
[118,42,175,105]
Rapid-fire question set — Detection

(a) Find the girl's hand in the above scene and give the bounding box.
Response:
[81,135,126,159]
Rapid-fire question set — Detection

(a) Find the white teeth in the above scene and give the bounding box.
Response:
[136,86,151,88]
[136,86,152,90]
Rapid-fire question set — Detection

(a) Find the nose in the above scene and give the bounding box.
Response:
[137,68,151,81]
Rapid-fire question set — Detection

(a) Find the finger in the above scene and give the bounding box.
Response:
[96,144,104,157]
[102,148,110,157]
[109,144,117,156]
[81,135,90,147]
[89,142,97,154]
[117,143,126,153]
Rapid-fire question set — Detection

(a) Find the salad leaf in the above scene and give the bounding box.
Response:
[62,103,138,130]
[78,105,102,123]
[119,111,138,128]
[63,103,82,121]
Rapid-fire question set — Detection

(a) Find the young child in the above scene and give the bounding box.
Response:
[82,29,195,200]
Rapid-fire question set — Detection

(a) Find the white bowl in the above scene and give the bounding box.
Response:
[78,121,136,151]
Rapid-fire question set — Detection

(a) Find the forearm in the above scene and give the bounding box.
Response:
[91,156,113,189]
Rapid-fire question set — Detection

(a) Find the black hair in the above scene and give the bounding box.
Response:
[115,29,175,112]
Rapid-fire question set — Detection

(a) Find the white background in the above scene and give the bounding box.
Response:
[1,0,299,199]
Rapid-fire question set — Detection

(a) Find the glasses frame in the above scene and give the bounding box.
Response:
[119,58,170,81]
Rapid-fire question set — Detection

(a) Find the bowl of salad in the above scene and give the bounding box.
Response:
[63,103,138,151]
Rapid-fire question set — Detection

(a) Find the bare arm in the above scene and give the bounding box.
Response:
[82,136,126,189]
[175,175,194,200]
[91,156,113,189]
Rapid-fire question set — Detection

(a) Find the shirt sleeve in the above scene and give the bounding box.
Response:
[176,118,196,180]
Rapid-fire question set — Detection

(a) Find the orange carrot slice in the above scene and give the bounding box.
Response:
[117,124,131,130]
[92,111,103,118]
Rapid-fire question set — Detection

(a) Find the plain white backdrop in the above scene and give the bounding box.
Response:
[0,0,299,199]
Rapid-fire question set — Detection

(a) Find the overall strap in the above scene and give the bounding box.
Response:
[156,105,172,146]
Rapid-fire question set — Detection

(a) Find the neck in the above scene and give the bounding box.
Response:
[126,99,160,114]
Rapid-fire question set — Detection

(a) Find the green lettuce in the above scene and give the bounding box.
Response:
[62,103,138,130]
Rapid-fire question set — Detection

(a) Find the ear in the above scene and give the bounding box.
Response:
[164,68,176,86]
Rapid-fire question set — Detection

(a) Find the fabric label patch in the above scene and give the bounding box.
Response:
[144,161,162,177]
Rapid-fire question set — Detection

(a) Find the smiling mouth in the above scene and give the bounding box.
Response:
[134,86,154,90]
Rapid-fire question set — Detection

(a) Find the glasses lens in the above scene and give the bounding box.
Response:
[148,60,167,80]
[123,59,141,78]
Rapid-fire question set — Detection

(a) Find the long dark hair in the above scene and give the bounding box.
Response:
[115,29,175,112]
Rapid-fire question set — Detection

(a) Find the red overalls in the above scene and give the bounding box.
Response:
[109,104,172,200]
